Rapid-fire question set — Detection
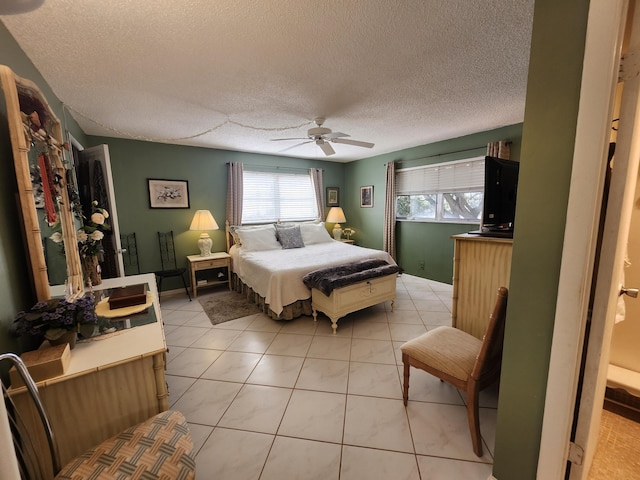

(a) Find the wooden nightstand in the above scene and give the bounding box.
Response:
[187,252,231,298]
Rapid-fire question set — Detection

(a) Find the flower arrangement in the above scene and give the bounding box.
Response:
[48,200,111,257]
[14,295,98,341]
[77,201,111,258]
[343,227,356,240]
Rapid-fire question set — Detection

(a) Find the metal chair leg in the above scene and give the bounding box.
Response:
[181,273,192,301]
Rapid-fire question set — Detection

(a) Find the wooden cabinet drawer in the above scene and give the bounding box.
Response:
[194,258,226,270]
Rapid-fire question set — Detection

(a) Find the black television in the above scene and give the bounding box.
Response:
[478,156,520,238]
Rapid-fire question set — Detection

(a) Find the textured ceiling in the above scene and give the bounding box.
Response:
[1,0,534,162]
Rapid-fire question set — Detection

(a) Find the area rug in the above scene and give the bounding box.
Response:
[199,290,261,325]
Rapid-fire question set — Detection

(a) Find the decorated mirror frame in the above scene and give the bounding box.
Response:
[0,65,84,301]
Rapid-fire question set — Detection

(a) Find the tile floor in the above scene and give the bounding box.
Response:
[161,274,497,480]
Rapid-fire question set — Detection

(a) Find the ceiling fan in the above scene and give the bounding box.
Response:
[271,118,374,156]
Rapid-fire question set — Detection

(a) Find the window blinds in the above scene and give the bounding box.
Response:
[396,157,485,195]
[242,170,318,223]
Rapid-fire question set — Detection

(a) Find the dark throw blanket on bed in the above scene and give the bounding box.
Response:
[302,258,400,296]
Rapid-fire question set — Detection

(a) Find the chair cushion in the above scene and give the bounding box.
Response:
[55,410,195,480]
[400,326,482,381]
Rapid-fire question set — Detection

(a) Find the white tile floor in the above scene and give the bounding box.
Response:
[161,274,497,480]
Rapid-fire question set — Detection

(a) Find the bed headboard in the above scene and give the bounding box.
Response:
[225,220,234,252]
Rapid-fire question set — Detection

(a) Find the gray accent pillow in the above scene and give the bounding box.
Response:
[276,225,305,249]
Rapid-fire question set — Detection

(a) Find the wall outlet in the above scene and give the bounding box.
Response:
[418,261,425,270]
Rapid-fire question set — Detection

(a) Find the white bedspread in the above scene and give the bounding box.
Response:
[230,241,395,314]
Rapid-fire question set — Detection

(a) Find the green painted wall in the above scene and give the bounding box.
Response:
[0,23,88,360]
[86,136,346,290]
[344,124,523,283]
[492,0,590,478]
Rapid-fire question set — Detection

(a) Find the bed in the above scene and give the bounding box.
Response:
[227,221,397,321]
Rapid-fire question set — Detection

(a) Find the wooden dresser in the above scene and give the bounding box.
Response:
[9,274,168,477]
[451,234,513,339]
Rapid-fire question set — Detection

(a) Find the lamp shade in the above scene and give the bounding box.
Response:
[326,207,346,224]
[189,210,219,231]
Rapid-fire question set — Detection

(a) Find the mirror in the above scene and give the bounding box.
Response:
[1,65,84,300]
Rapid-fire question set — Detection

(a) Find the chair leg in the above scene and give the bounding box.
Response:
[466,382,483,457]
[402,353,410,406]
[181,273,192,301]
[157,277,163,299]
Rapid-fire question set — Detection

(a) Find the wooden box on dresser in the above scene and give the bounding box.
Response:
[451,234,513,339]
[7,274,168,479]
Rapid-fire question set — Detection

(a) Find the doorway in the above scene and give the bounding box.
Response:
[69,137,125,279]
[585,88,640,478]
[537,0,638,478]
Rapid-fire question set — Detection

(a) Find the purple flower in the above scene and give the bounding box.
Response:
[14,295,98,338]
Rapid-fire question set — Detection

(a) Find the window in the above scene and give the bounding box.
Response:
[396,157,484,223]
[242,170,318,223]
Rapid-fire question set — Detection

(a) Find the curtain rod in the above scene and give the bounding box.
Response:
[387,146,486,167]
[226,162,323,172]
[386,141,512,166]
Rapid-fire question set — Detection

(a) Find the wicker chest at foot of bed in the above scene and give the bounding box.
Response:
[311,274,397,334]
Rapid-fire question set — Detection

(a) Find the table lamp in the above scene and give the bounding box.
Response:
[326,207,346,240]
[189,210,219,256]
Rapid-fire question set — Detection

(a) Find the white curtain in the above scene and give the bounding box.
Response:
[226,161,243,227]
[309,168,323,220]
[487,141,511,160]
[383,161,396,259]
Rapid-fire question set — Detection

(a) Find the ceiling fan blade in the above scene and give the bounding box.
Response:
[270,137,308,141]
[280,140,313,152]
[317,139,335,156]
[331,137,375,148]
[324,132,349,139]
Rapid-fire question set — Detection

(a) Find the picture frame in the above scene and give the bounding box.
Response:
[360,185,373,208]
[326,187,339,207]
[148,178,190,209]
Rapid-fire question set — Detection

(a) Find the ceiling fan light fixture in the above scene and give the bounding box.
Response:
[308,126,331,137]
[271,117,372,156]
[0,0,44,15]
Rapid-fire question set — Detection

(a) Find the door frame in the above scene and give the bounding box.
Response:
[70,139,125,279]
[537,0,630,478]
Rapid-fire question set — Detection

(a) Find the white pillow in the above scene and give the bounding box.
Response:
[236,226,281,251]
[300,222,333,244]
[230,224,271,245]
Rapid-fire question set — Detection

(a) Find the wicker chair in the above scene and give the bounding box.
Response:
[1,353,196,479]
[400,286,508,457]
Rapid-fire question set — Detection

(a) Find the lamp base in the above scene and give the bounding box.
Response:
[332,224,343,240]
[198,233,213,256]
